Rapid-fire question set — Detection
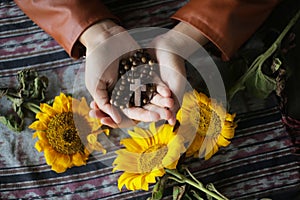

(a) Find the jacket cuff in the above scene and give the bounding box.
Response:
[172,0,280,60]
[15,0,119,59]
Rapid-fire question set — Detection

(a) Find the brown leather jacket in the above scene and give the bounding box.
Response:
[14,0,280,60]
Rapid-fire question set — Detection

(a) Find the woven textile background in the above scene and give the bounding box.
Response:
[0,0,299,199]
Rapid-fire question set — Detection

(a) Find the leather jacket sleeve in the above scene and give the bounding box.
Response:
[14,0,118,58]
[172,0,281,60]
[15,0,281,60]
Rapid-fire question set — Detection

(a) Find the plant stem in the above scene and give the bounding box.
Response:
[227,9,300,102]
[165,169,226,200]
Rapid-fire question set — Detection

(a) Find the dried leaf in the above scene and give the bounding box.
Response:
[151,175,169,200]
[0,115,23,132]
[173,185,186,200]
[0,69,48,132]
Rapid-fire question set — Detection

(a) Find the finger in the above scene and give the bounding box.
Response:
[150,93,174,108]
[89,108,136,128]
[93,87,122,124]
[100,117,119,128]
[89,108,118,128]
[122,107,160,122]
[143,104,173,122]
[156,84,172,98]
[90,100,98,110]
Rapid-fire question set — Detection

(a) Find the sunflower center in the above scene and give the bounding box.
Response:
[46,112,84,155]
[195,103,222,136]
[138,144,168,173]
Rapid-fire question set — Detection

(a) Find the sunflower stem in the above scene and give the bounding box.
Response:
[207,183,229,200]
[165,169,226,200]
[227,9,300,102]
[183,166,203,187]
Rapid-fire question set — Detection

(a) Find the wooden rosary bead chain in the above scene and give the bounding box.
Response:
[110,49,158,109]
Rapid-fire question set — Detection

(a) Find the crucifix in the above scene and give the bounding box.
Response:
[130,78,146,107]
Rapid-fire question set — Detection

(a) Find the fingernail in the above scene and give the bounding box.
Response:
[89,110,96,118]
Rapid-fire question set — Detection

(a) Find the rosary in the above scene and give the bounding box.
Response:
[110,49,158,109]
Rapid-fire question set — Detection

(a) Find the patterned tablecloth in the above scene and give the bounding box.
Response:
[0,1,299,199]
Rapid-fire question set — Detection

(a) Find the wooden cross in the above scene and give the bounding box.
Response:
[130,78,146,106]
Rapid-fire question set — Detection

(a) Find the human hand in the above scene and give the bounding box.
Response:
[80,20,174,128]
[149,22,209,121]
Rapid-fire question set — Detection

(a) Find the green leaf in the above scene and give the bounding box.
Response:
[244,63,276,99]
[0,69,49,132]
[151,175,169,200]
[173,185,186,200]
[0,115,24,132]
[228,10,300,102]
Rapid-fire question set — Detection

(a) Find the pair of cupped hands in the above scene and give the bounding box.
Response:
[79,19,208,128]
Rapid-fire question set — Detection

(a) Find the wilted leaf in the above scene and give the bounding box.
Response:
[0,115,23,132]
[244,63,276,99]
[151,175,169,200]
[173,185,186,200]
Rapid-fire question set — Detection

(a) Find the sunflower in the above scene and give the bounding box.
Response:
[29,93,108,173]
[177,90,236,160]
[112,122,186,191]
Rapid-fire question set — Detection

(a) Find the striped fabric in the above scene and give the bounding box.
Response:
[0,0,299,200]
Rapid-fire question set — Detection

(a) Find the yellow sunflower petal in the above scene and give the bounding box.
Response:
[163,136,185,168]
[40,103,57,117]
[44,148,57,165]
[127,174,145,191]
[133,174,143,190]
[186,135,204,157]
[149,122,157,135]
[225,113,236,122]
[72,152,87,166]
[198,138,213,159]
[36,112,50,124]
[52,93,69,113]
[217,135,231,147]
[35,131,47,141]
[51,163,67,173]
[196,91,210,105]
[51,154,72,173]
[78,97,90,116]
[117,172,131,191]
[204,143,219,160]
[120,138,143,153]
[71,97,80,111]
[34,140,48,152]
[221,124,236,139]
[132,126,153,140]
[118,172,140,191]
[140,176,149,191]
[113,150,139,172]
[89,118,102,131]
[127,131,150,151]
[29,120,47,131]
[156,124,175,145]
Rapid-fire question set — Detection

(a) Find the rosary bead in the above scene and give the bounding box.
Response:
[124,65,130,70]
[148,59,155,66]
[116,91,122,96]
[121,59,127,65]
[119,69,126,75]
[113,49,158,108]
[113,101,119,106]
[119,85,125,91]
[141,57,147,63]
